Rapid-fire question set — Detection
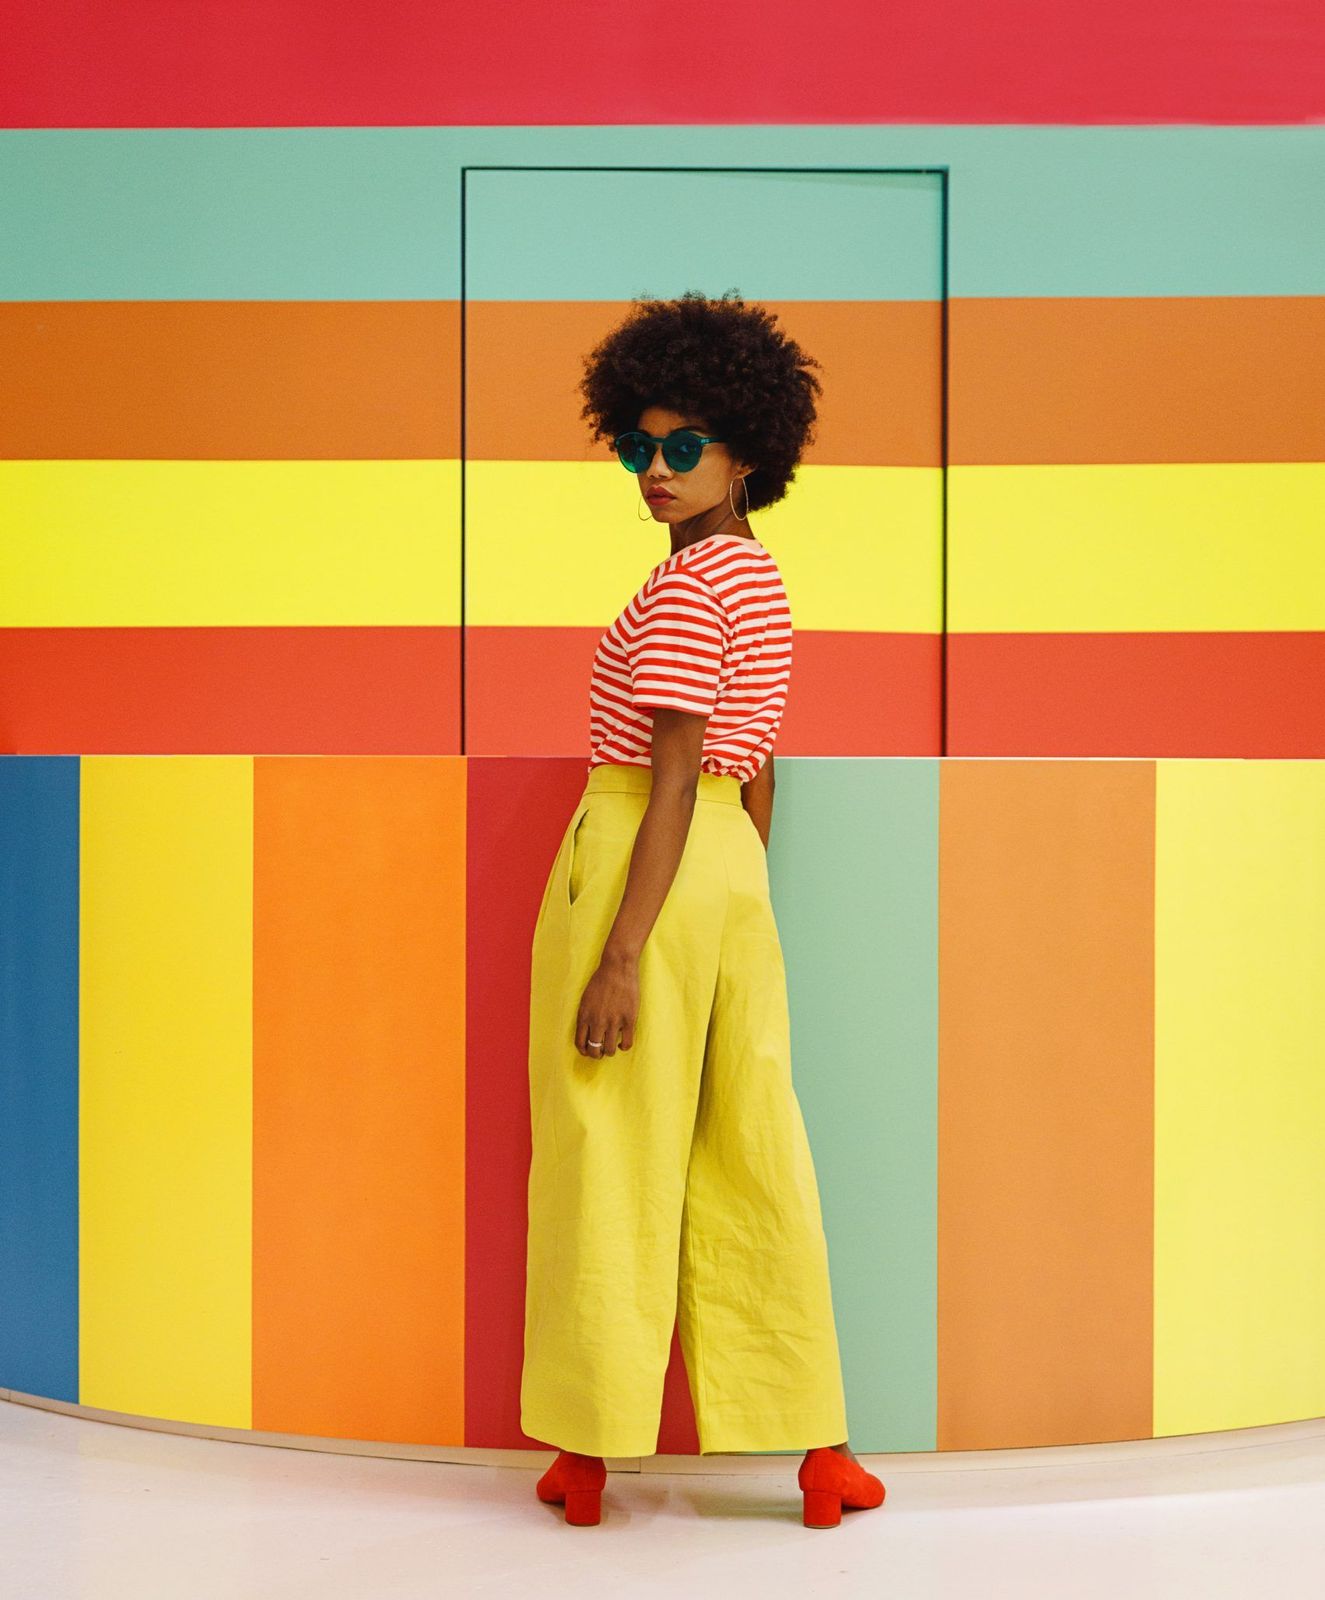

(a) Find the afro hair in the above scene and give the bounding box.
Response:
[577,288,823,514]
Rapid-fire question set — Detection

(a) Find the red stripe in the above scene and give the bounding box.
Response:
[948,632,1325,756]
[0,626,458,755]
[464,755,592,1446]
[5,1,1320,126]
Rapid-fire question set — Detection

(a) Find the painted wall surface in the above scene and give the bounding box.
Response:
[4,1,1323,125]
[2,2,1323,1455]
[3,126,1322,758]
[4,754,1324,1451]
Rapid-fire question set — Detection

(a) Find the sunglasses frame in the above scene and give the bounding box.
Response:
[611,428,726,474]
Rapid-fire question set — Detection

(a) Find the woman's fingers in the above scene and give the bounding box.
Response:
[573,968,638,1057]
[575,1007,624,1058]
[575,996,612,1057]
[593,1012,634,1057]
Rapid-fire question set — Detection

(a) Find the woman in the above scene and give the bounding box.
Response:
[521,290,886,1530]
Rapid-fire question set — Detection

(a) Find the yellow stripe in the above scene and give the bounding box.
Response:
[1,461,460,626]
[1153,760,1325,1434]
[1,457,937,631]
[80,757,252,1425]
[10,460,1321,633]
[467,460,943,631]
[950,462,1325,631]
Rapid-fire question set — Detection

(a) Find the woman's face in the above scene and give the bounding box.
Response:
[633,404,753,524]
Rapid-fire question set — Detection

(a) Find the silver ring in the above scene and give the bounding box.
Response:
[587,1039,603,1048]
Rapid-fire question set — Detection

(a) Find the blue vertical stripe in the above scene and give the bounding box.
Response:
[0,757,80,1401]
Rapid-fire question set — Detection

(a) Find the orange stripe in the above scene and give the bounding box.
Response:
[951,295,1325,464]
[0,298,937,465]
[937,760,1154,1448]
[252,756,467,1445]
[6,296,1319,464]
[0,301,459,459]
[466,299,943,466]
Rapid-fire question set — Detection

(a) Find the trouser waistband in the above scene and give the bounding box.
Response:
[584,762,743,805]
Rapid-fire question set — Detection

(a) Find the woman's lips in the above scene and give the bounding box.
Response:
[646,492,675,503]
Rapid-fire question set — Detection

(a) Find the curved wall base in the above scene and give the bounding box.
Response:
[5,1388,1322,1479]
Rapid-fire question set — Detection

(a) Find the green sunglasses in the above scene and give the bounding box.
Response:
[612,428,725,474]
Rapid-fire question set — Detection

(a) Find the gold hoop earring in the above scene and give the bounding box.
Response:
[637,495,653,521]
[728,475,750,522]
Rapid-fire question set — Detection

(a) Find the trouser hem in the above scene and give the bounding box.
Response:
[521,1408,849,1459]
[521,1410,661,1459]
[696,1405,850,1455]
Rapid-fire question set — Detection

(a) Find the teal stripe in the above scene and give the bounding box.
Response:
[1,126,1322,300]
[0,757,80,1404]
[466,169,942,301]
[774,758,940,1454]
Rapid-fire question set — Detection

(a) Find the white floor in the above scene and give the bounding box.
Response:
[2,1397,1323,1598]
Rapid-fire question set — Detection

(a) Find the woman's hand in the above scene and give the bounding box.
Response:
[572,712,706,1060]
[574,948,639,1058]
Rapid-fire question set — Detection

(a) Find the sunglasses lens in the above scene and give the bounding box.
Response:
[664,432,703,471]
[614,432,649,472]
[614,429,712,472]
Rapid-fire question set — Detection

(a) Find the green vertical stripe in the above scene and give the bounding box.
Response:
[774,758,939,1451]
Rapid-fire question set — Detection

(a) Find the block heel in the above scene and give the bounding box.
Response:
[797,1446,887,1529]
[535,1449,607,1525]
[563,1487,602,1525]
[802,1487,842,1527]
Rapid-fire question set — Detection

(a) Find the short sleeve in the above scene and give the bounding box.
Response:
[625,568,729,718]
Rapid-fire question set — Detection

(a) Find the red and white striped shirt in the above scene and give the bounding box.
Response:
[586,532,793,784]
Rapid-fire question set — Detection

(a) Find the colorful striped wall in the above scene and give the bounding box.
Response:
[4,755,1323,1450]
[3,131,1322,759]
[3,1,1323,1455]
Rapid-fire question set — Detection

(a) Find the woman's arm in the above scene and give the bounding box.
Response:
[572,707,707,1057]
[596,709,705,969]
[741,750,774,849]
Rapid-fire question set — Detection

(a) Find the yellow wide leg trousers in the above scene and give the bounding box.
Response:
[520,761,849,1457]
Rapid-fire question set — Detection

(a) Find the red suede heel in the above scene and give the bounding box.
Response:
[798,1447,886,1529]
[562,1487,601,1525]
[802,1487,842,1527]
[535,1450,607,1525]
